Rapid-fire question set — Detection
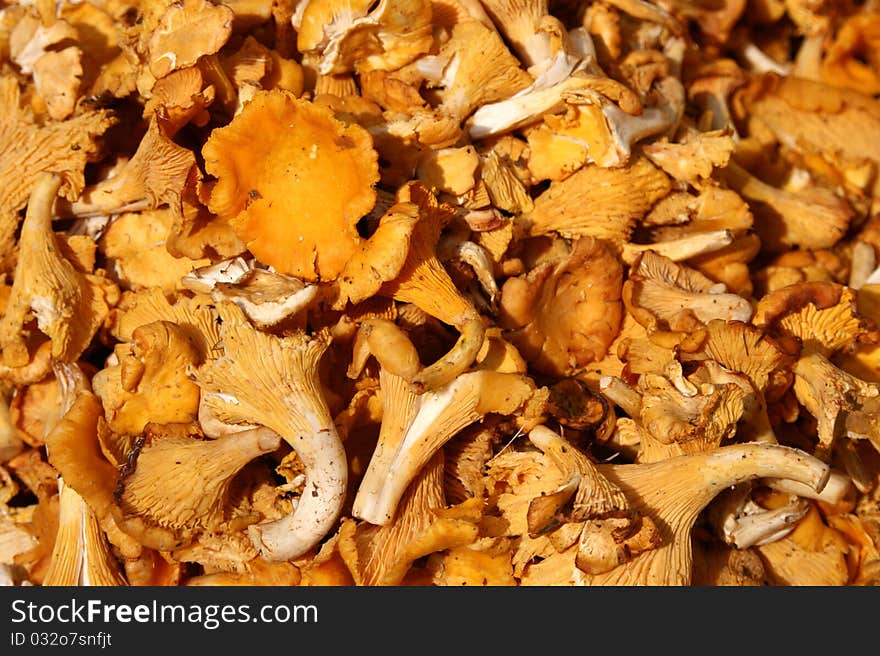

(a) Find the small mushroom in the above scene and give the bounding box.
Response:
[499,236,624,377]
[100,209,210,295]
[722,159,852,253]
[376,182,487,391]
[1,38,114,219]
[92,320,203,436]
[417,19,532,123]
[527,425,660,575]
[622,250,753,334]
[62,117,196,219]
[299,0,434,76]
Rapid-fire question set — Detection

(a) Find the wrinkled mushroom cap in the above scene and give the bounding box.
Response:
[203,89,379,281]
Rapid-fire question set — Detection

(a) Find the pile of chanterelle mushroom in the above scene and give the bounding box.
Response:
[1,0,880,587]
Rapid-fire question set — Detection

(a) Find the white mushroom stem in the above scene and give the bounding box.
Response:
[849,241,877,290]
[620,230,734,265]
[467,76,592,139]
[599,375,642,418]
[180,256,253,293]
[246,417,347,561]
[455,241,499,306]
[723,496,809,549]
[762,469,853,505]
[354,369,535,524]
[352,369,418,525]
[865,264,880,286]
[599,78,684,159]
[740,42,792,76]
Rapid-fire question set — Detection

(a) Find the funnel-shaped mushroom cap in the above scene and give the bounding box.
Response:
[112,426,282,551]
[500,236,623,377]
[203,89,379,281]
[147,0,234,79]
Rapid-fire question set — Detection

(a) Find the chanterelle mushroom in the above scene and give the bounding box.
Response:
[92,320,202,436]
[520,156,672,243]
[0,74,113,270]
[202,89,379,282]
[498,236,624,377]
[622,250,753,334]
[111,425,282,551]
[0,174,113,368]
[4,0,880,591]
[194,303,347,561]
[523,442,830,585]
[375,182,488,391]
[352,365,541,525]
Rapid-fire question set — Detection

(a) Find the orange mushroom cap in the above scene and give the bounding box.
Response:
[202,89,380,281]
